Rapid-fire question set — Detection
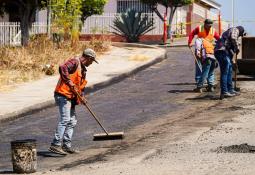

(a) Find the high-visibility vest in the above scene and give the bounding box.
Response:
[198,25,215,54]
[55,57,87,99]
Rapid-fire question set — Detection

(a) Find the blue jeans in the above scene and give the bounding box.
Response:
[197,58,216,88]
[195,58,202,83]
[52,94,77,148]
[215,51,233,94]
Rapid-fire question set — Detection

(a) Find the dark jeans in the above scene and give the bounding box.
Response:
[215,51,233,94]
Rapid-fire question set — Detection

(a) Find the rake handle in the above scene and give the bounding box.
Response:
[74,90,109,135]
[189,46,202,73]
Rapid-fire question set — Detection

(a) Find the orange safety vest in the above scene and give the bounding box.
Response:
[55,57,87,99]
[197,25,215,54]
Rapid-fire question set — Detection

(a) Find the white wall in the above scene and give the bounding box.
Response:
[104,0,117,13]
[37,10,47,23]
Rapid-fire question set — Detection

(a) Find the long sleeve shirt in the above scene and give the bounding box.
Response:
[188,26,220,45]
[59,57,87,87]
[215,27,240,56]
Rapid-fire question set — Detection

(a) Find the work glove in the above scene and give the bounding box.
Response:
[214,61,219,69]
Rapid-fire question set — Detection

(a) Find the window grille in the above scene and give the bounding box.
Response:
[117,0,152,13]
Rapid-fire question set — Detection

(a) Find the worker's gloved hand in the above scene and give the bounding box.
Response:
[214,61,219,68]
[236,48,240,55]
[232,63,238,71]
[70,84,79,94]
[188,43,192,48]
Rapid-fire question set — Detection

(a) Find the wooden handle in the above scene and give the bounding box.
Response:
[74,90,109,135]
[189,46,202,73]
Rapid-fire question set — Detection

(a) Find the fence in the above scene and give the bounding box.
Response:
[0,22,47,46]
[81,11,187,36]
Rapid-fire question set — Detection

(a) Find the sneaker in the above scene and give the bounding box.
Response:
[207,86,214,92]
[62,146,80,154]
[230,90,240,96]
[193,87,203,93]
[220,92,235,100]
[48,145,67,155]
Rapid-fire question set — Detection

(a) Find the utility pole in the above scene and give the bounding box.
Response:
[232,0,235,27]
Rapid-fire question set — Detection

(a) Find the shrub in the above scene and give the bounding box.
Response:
[112,9,155,42]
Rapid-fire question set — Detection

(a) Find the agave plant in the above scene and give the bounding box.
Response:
[111,9,155,42]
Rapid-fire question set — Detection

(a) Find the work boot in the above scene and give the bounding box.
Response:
[193,87,203,93]
[48,145,67,155]
[207,85,214,92]
[62,145,80,154]
[220,92,235,100]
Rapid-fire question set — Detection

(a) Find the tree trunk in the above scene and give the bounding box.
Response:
[20,18,30,46]
[167,7,177,39]
[19,3,36,46]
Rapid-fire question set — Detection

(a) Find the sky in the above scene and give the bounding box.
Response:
[215,0,255,36]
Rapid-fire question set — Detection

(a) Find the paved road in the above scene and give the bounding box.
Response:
[0,47,197,172]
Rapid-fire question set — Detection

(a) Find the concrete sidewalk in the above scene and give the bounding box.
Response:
[0,43,166,122]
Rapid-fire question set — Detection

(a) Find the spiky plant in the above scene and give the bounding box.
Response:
[111,9,155,43]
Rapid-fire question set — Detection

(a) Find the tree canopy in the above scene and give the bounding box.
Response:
[141,0,193,38]
[81,0,107,22]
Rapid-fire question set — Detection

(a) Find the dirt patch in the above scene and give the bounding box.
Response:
[215,143,255,153]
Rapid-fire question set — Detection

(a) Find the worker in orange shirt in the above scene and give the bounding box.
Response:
[188,19,220,92]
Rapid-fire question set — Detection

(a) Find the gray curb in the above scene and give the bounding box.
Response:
[0,43,166,123]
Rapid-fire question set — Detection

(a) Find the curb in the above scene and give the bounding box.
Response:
[0,44,167,123]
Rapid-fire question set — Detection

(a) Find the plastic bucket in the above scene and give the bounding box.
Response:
[11,139,37,173]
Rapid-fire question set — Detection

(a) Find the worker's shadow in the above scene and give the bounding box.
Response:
[37,151,66,158]
[186,94,220,101]
[0,171,14,174]
[168,90,195,93]
[165,82,196,86]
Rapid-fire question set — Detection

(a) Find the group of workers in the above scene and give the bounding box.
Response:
[47,18,247,156]
[188,19,246,99]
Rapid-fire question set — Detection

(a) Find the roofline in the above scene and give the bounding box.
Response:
[200,0,221,10]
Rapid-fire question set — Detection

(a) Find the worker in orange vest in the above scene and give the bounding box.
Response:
[188,19,220,93]
[49,48,98,155]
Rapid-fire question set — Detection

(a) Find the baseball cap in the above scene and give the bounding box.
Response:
[82,48,98,64]
[204,19,213,26]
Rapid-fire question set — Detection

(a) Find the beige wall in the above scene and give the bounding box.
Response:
[0,13,9,22]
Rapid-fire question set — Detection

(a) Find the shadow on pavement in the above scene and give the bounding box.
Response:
[0,171,13,174]
[168,90,195,93]
[186,94,220,100]
[236,77,255,81]
[165,82,196,86]
[37,151,66,158]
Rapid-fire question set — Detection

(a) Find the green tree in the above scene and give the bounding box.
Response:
[80,0,107,22]
[51,0,82,46]
[141,0,193,38]
[0,0,47,46]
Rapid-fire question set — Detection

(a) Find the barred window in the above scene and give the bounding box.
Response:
[117,0,152,13]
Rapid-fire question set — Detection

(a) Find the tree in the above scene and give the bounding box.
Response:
[51,0,82,46]
[80,0,107,22]
[0,0,46,46]
[141,0,193,38]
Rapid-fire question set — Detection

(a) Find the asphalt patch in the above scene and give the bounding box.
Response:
[215,143,255,153]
